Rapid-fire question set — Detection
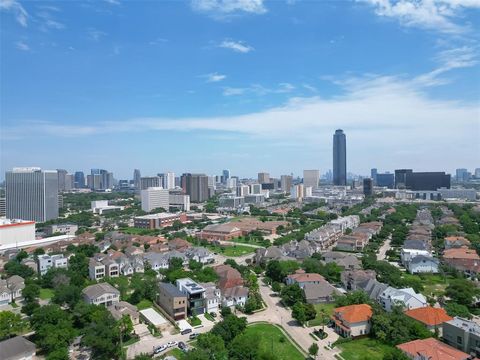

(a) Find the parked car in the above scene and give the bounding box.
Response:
[181,328,192,335]
[167,341,178,348]
[154,345,167,354]
[189,332,199,340]
[178,342,187,350]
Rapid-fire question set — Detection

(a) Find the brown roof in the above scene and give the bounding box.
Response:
[397,338,470,360]
[214,264,244,290]
[334,304,372,323]
[287,272,325,283]
[404,306,453,326]
[444,247,480,260]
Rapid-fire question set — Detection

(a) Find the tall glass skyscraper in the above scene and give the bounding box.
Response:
[333,129,347,186]
[6,167,59,222]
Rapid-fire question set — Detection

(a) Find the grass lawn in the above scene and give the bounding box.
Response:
[244,324,304,360]
[204,312,215,322]
[402,273,452,298]
[338,338,395,360]
[123,337,139,346]
[136,299,153,310]
[39,288,55,300]
[188,316,202,327]
[206,244,255,257]
[307,303,336,327]
[164,348,184,359]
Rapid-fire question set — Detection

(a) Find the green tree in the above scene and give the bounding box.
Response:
[280,284,304,306]
[211,314,248,344]
[266,260,299,283]
[335,290,371,307]
[271,281,282,293]
[0,311,26,340]
[446,279,479,306]
[228,332,260,360]
[81,308,121,360]
[46,347,69,360]
[292,302,307,324]
[444,302,472,318]
[195,333,228,360]
[4,261,34,278]
[52,284,81,308]
[309,343,319,358]
[189,259,203,271]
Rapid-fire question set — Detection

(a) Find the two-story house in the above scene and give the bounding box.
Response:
[332,304,373,338]
[82,283,120,306]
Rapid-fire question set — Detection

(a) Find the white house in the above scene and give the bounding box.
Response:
[378,287,427,312]
[82,283,120,306]
[201,282,221,313]
[0,276,24,306]
[400,248,431,265]
[406,255,439,274]
[221,286,249,308]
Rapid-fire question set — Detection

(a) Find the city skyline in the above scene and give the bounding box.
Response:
[1,1,479,177]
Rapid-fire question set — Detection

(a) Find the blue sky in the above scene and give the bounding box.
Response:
[1,0,479,180]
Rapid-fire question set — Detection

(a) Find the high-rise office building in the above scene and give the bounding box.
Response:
[394,169,413,189]
[249,183,262,194]
[141,187,169,212]
[280,175,293,193]
[303,170,320,189]
[222,169,230,184]
[57,169,68,192]
[133,169,141,190]
[140,176,161,190]
[236,185,250,197]
[376,173,394,188]
[475,168,480,179]
[90,169,113,190]
[181,173,209,203]
[456,168,470,182]
[363,178,373,196]
[74,171,85,188]
[258,172,270,184]
[65,174,74,191]
[6,167,59,222]
[164,172,175,189]
[371,168,378,184]
[333,129,347,186]
[395,169,451,191]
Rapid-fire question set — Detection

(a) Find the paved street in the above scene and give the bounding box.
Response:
[252,279,341,360]
[376,235,392,261]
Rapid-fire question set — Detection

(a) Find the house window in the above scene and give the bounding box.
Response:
[457,336,463,345]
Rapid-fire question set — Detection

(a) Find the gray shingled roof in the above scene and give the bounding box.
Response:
[158,282,185,298]
[0,336,36,360]
[82,283,120,299]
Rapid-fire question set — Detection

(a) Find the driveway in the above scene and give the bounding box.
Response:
[377,235,392,261]
[251,279,341,360]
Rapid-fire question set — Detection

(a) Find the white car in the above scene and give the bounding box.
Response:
[167,341,178,348]
[154,345,167,354]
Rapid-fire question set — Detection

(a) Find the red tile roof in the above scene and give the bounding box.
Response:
[334,304,372,324]
[397,338,470,360]
[404,306,453,326]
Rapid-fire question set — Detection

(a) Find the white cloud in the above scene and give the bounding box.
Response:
[0,0,28,27]
[88,28,107,41]
[192,0,266,18]
[361,0,480,34]
[414,46,477,85]
[223,83,295,96]
[149,37,168,45]
[15,40,29,51]
[104,0,121,4]
[219,39,254,53]
[203,72,227,82]
[36,10,65,31]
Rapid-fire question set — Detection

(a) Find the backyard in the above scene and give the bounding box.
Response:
[39,288,55,300]
[338,338,394,360]
[402,273,452,298]
[244,323,305,360]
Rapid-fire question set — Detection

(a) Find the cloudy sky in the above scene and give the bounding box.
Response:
[1,0,479,179]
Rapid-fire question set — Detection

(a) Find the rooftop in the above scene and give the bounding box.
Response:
[404,306,453,326]
[176,278,205,294]
[158,282,185,298]
[135,212,182,220]
[334,304,372,323]
[397,337,470,360]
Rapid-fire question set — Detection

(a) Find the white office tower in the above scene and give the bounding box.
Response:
[208,176,216,189]
[227,178,237,189]
[305,186,313,197]
[290,184,305,201]
[141,187,169,212]
[236,185,250,197]
[164,172,175,190]
[249,183,262,194]
[6,167,59,222]
[280,175,293,193]
[169,193,190,211]
[303,170,320,189]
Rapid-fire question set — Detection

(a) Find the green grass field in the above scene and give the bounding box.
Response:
[39,288,55,300]
[164,348,184,359]
[206,244,256,257]
[308,303,336,327]
[338,338,394,360]
[402,273,451,298]
[244,323,305,360]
